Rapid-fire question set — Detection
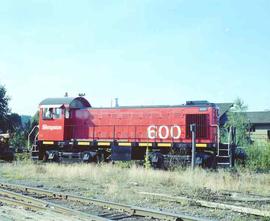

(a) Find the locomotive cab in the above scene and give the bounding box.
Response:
[38,97,91,142]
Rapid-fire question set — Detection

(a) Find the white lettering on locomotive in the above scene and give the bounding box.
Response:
[147,125,181,139]
[42,124,62,131]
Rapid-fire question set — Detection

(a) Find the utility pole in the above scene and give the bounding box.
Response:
[190,124,196,169]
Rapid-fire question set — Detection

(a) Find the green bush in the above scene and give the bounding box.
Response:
[15,152,31,162]
[113,161,137,168]
[10,131,27,150]
[245,142,270,171]
[144,147,151,169]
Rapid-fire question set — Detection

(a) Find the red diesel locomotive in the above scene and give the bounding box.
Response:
[31,97,222,167]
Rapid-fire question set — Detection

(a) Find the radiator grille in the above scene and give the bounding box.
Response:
[186,114,209,139]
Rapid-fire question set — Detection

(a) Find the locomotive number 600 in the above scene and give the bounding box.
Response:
[147,125,181,139]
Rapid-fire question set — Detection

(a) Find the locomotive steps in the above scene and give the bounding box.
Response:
[217,143,231,167]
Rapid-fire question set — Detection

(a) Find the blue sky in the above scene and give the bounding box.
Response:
[0,0,269,115]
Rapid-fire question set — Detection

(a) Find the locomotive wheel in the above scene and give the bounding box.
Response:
[42,152,49,162]
[50,152,59,162]
[44,151,59,162]
[201,153,217,169]
[82,151,93,163]
[148,152,165,169]
[94,151,106,163]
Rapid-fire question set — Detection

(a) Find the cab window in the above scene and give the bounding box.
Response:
[42,108,62,120]
[64,109,70,119]
[54,108,62,119]
[43,108,53,119]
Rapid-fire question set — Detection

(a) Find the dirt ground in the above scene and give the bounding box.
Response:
[0,205,82,221]
[0,162,269,221]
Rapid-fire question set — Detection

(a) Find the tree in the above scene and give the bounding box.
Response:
[225,98,249,146]
[10,131,26,151]
[30,111,39,129]
[7,113,22,132]
[0,84,10,132]
[23,111,39,148]
[25,111,39,135]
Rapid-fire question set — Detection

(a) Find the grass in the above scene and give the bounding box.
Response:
[0,161,269,199]
[0,161,269,221]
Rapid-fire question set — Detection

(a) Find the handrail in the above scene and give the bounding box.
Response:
[210,124,220,156]
[27,125,39,151]
[33,132,39,151]
[228,126,232,156]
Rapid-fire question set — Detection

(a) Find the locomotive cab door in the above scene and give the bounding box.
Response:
[39,106,65,141]
[63,107,73,141]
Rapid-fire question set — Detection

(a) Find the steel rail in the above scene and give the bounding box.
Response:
[0,195,48,211]
[0,182,211,221]
[138,191,270,218]
[0,187,110,221]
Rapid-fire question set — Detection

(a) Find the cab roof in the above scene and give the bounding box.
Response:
[39,97,91,109]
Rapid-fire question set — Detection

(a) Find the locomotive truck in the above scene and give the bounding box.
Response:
[30,97,234,168]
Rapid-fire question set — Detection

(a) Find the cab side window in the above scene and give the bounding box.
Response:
[43,108,53,119]
[65,109,70,119]
[53,108,62,119]
[42,108,62,120]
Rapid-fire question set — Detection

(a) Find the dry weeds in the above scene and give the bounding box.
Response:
[0,162,269,197]
[0,162,269,221]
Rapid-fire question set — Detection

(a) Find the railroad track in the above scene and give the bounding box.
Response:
[138,191,270,218]
[220,190,270,202]
[0,182,211,221]
[0,188,106,221]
